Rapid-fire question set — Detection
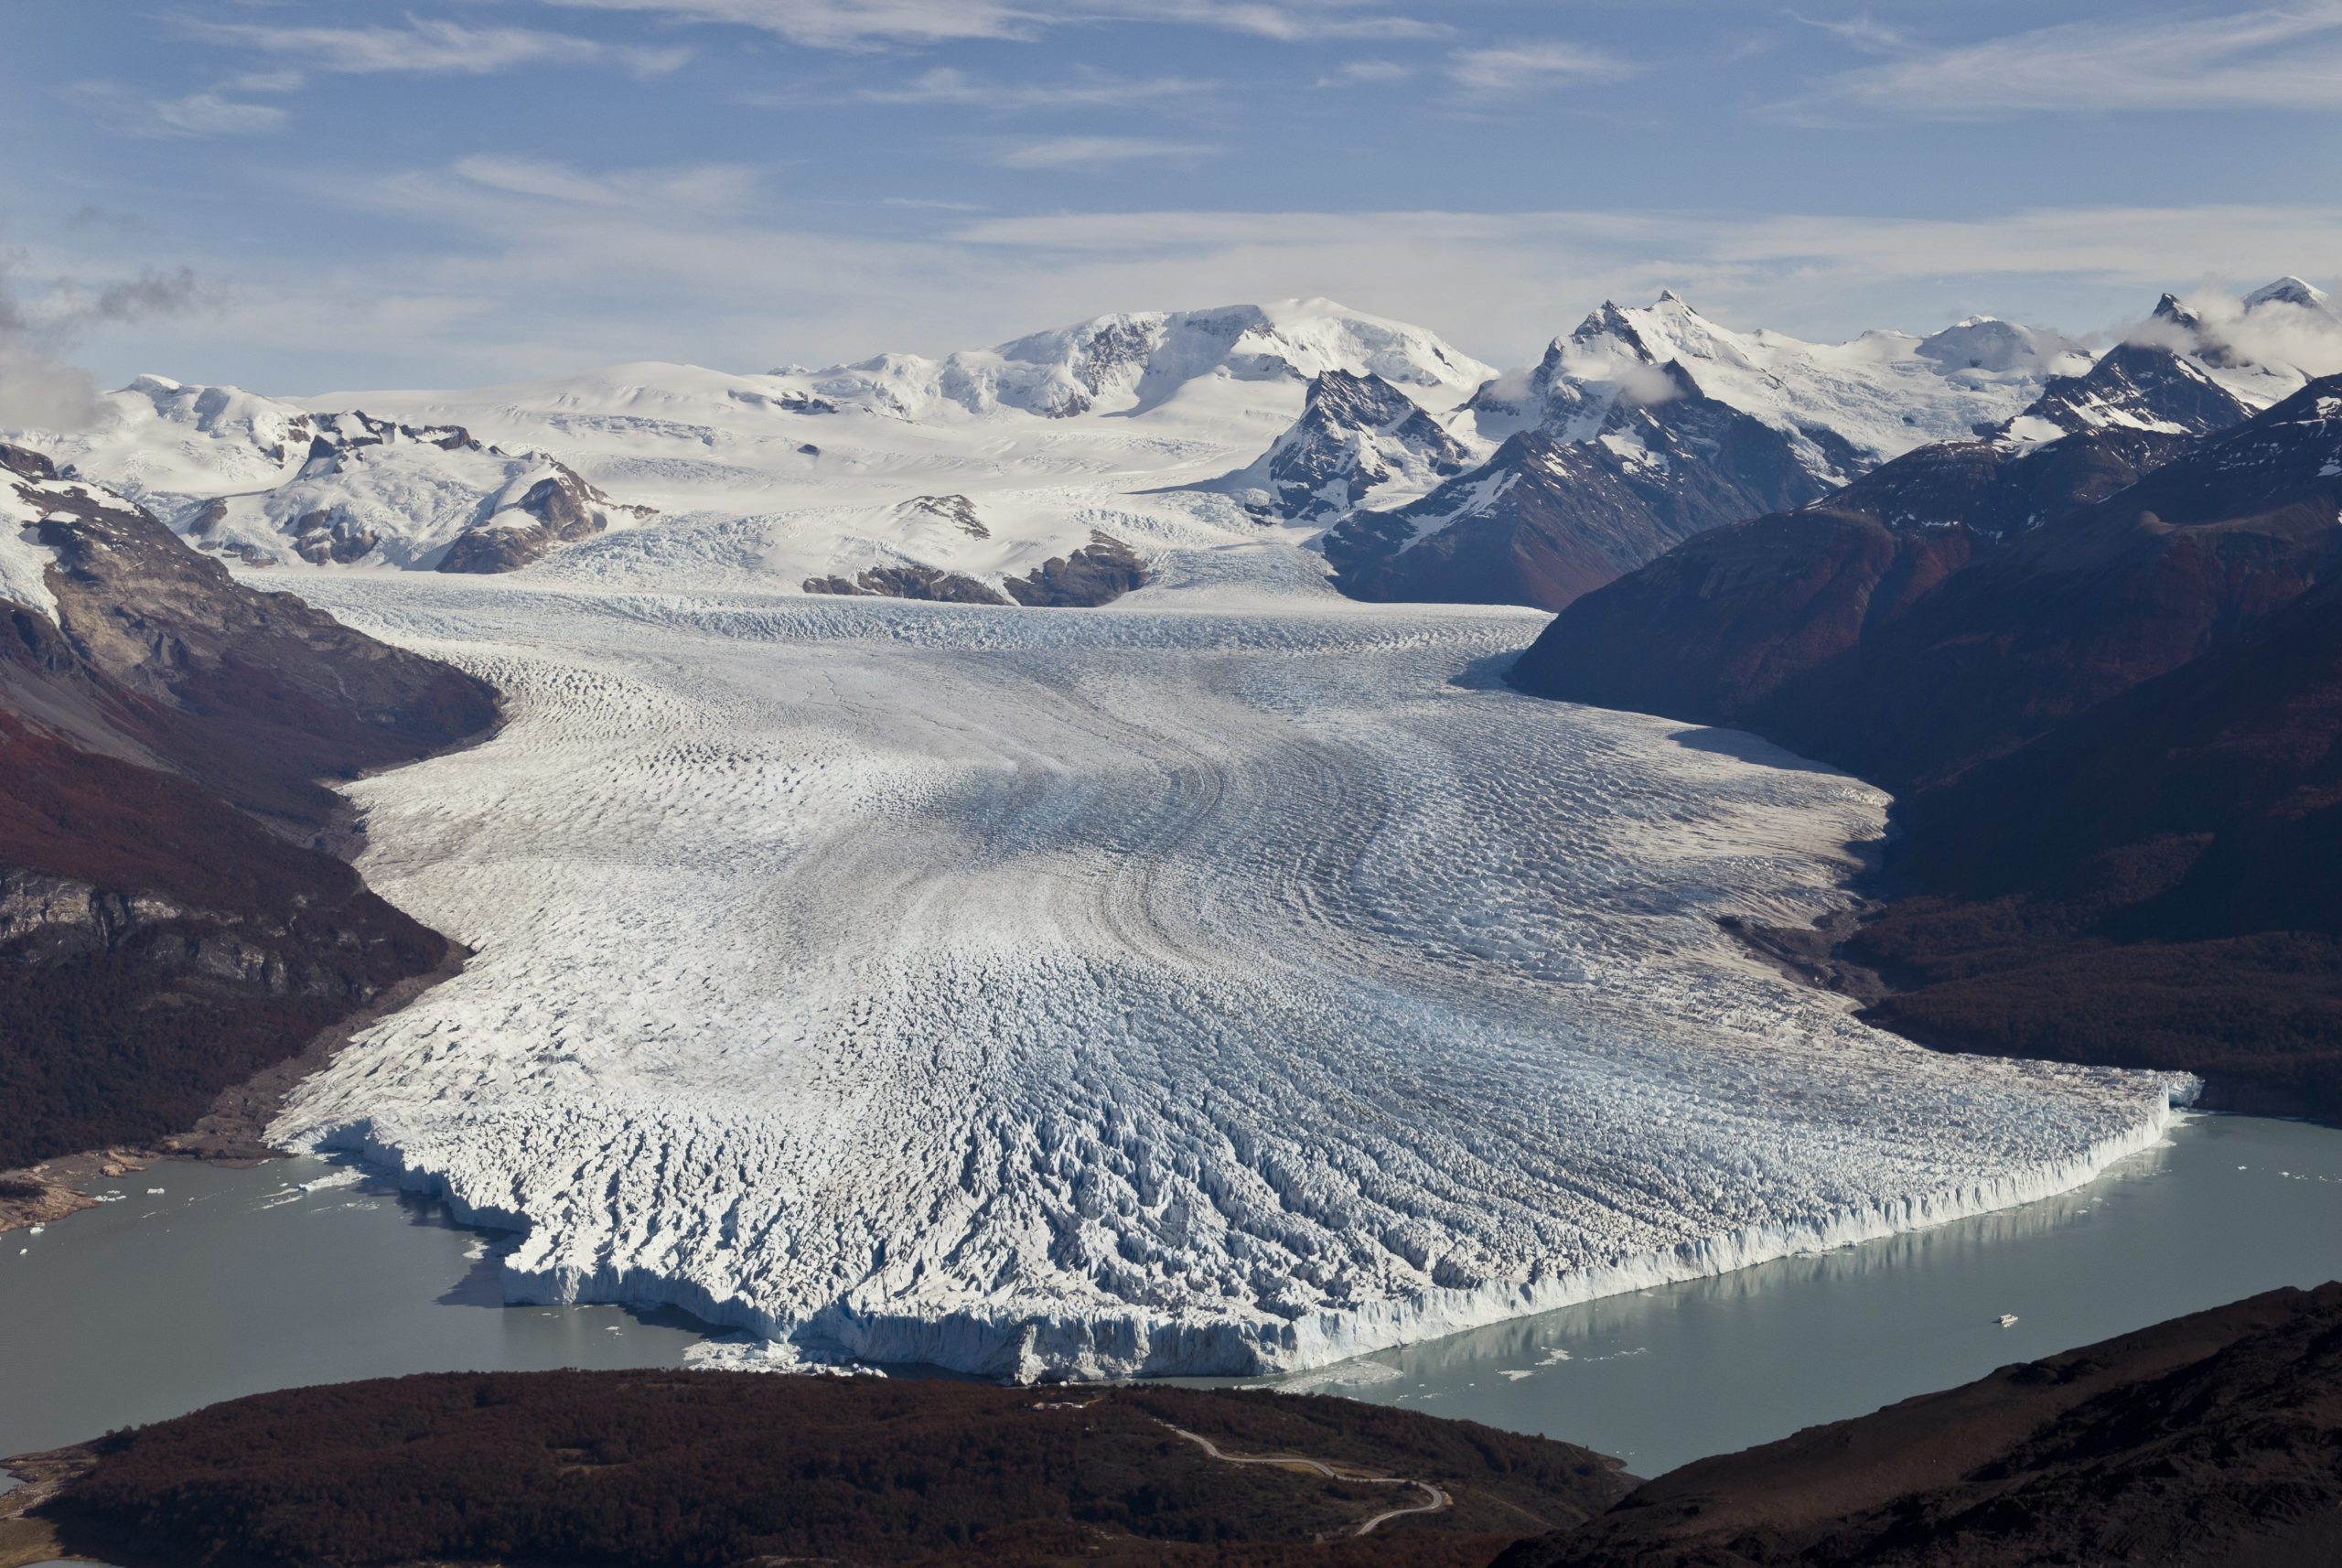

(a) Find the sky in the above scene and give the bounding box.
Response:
[4,0,2342,396]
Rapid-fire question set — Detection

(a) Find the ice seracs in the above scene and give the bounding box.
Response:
[274,564,2191,1381]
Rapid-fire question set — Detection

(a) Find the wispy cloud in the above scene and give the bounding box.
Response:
[151,91,292,136]
[543,0,1444,48]
[189,17,692,78]
[68,81,290,139]
[1784,10,1907,56]
[441,156,761,210]
[1315,59,1413,87]
[1446,41,1629,94]
[991,135,1219,168]
[858,67,1214,109]
[1789,2,2342,118]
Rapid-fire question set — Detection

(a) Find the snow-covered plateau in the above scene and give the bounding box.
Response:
[272,548,2190,1380]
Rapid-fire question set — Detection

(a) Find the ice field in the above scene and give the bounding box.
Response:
[276,547,2189,1379]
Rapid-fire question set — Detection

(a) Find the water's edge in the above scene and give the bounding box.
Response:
[307,1080,2197,1380]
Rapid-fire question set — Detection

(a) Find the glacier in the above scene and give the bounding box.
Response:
[274,554,2191,1380]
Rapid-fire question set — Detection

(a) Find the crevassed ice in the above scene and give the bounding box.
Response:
[274,574,2187,1380]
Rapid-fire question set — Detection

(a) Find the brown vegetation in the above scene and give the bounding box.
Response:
[1495,1283,2342,1566]
[1510,380,2342,1114]
[19,1375,1628,1568]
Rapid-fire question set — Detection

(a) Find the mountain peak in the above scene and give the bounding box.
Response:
[2244,275,2332,312]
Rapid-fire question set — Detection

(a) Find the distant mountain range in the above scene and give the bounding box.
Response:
[20,283,2334,620]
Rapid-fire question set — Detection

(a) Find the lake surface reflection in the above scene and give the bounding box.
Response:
[1231,1113,2342,1474]
[5,1116,2337,1482]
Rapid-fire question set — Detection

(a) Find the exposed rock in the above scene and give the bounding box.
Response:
[0,446,498,1166]
[802,565,1010,605]
[1328,366,1833,610]
[2003,340,2253,441]
[1211,369,1474,522]
[435,467,641,575]
[1001,532,1150,607]
[896,493,990,539]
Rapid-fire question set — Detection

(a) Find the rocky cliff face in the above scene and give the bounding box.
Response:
[1209,369,1475,522]
[0,442,497,1167]
[1327,366,1835,610]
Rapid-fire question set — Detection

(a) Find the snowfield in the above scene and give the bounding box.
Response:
[274,552,2189,1380]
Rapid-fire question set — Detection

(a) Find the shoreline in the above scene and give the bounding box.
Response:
[0,684,506,1240]
[314,1076,2197,1382]
[0,944,473,1239]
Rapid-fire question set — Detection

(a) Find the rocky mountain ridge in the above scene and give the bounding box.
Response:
[0,441,496,1168]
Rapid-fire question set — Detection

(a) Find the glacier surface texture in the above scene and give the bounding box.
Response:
[276,569,2186,1379]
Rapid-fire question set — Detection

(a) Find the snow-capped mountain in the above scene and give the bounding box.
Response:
[1324,360,1835,609]
[788,299,1494,424]
[1199,368,1477,522]
[1463,292,2089,480]
[23,284,2329,612]
[34,377,648,573]
[2000,342,2254,445]
[1302,286,2321,612]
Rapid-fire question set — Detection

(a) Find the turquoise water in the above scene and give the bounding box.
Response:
[1232,1113,2342,1474]
[4,1115,2337,1482]
[0,1155,705,1457]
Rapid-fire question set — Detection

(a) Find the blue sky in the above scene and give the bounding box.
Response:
[5,0,2342,394]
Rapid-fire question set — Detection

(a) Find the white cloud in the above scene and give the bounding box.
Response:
[542,0,1445,48]
[858,67,1214,108]
[0,257,208,433]
[1784,10,1907,56]
[1315,59,1414,87]
[1446,41,1628,94]
[190,17,691,78]
[991,135,1218,168]
[441,156,761,210]
[67,154,2342,397]
[1789,2,2342,117]
[67,81,291,139]
[150,91,292,136]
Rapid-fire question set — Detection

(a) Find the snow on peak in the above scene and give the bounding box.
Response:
[1474,292,2081,479]
[800,298,1495,424]
[2244,275,2332,312]
[1917,317,2089,378]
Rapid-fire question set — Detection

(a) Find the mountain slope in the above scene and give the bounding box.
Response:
[1499,1283,2342,1568]
[1326,364,1839,610]
[1510,376,2342,1114]
[1202,368,1475,522]
[1312,293,2095,612]
[40,380,650,574]
[0,442,497,1167]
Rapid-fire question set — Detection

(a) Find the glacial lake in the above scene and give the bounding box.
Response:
[5,1113,2340,1478]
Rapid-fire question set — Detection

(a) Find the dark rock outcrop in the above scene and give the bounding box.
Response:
[436,467,639,574]
[1216,369,1472,522]
[897,494,990,538]
[1497,1283,2342,1568]
[1328,367,1834,610]
[802,565,1010,605]
[1002,532,1150,607]
[2009,340,2253,439]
